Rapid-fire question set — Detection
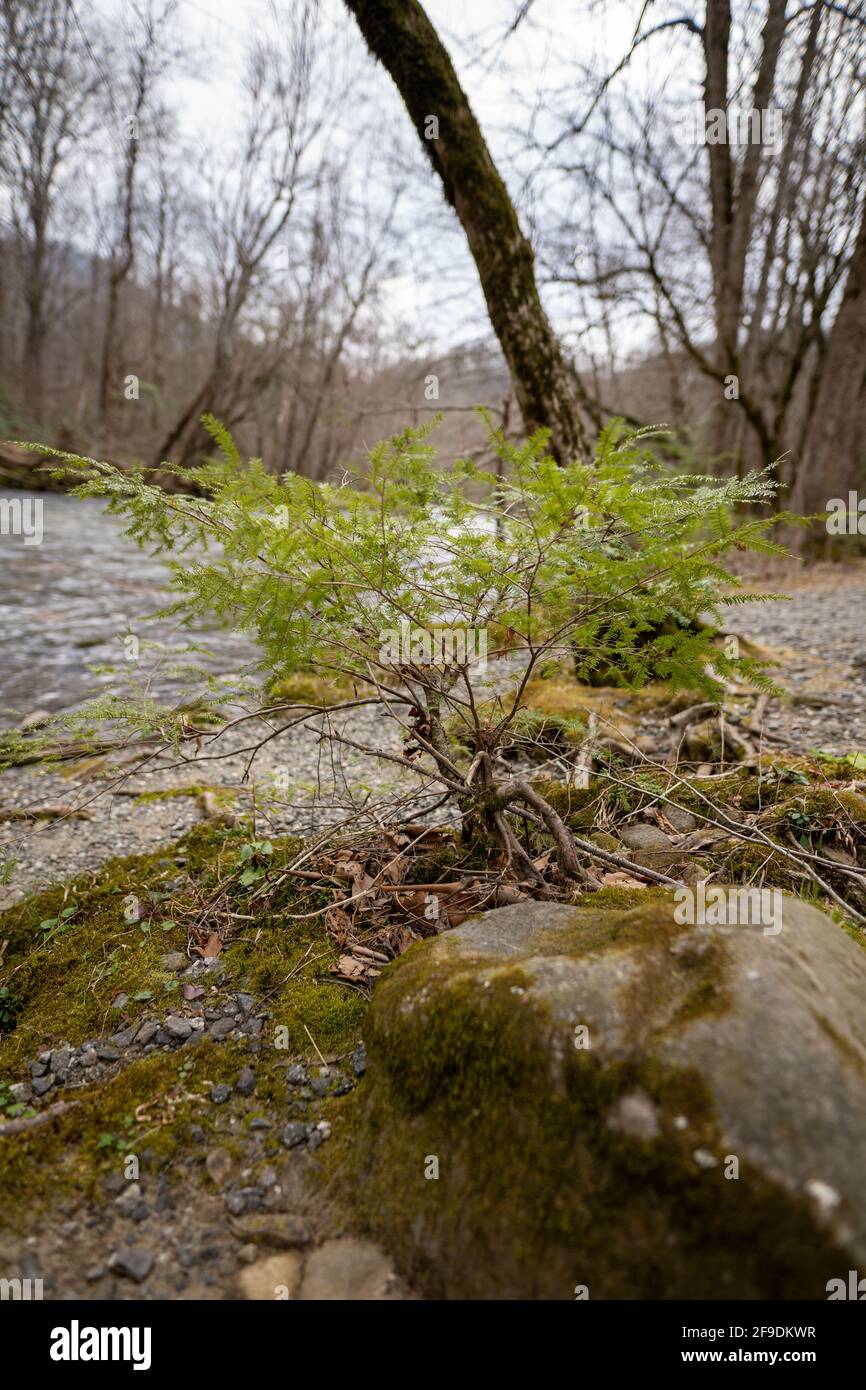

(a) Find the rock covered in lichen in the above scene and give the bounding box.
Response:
[350,895,866,1299]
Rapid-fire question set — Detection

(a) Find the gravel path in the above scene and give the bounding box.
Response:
[722,559,866,752]
[2,560,865,908]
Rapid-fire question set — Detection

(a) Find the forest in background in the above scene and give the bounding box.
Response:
[0,0,864,519]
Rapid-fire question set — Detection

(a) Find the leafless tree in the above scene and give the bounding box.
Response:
[0,0,103,425]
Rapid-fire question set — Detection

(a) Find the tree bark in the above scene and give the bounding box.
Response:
[343,0,590,462]
[789,196,866,541]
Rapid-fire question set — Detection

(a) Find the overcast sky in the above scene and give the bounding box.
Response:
[84,0,681,358]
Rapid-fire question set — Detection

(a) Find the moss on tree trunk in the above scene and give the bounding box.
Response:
[344,0,591,463]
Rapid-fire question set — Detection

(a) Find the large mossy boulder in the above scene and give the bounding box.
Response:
[351,895,866,1299]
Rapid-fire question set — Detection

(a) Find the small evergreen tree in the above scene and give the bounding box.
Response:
[33,416,787,882]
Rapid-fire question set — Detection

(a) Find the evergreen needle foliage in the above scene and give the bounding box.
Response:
[31,416,791,878]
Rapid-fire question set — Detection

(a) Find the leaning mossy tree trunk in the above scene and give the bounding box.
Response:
[343,0,592,464]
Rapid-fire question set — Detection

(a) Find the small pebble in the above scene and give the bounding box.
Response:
[164,1016,192,1041]
[236,1067,256,1097]
[280,1122,307,1149]
[109,1247,154,1283]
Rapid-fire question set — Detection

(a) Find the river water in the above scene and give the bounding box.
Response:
[0,489,258,727]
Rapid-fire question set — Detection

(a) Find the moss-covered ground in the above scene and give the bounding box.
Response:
[0,823,369,1216]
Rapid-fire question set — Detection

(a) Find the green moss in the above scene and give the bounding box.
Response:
[333,899,851,1299]
[0,833,372,1219]
[265,671,361,706]
[132,784,231,805]
[575,886,659,911]
[0,824,366,1070]
[531,778,602,829]
[771,787,866,834]
[722,841,800,889]
[0,1047,204,1216]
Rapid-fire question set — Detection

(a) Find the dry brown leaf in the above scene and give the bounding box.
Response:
[600,871,648,889]
[383,854,408,885]
[201,933,222,958]
[390,925,420,954]
[335,954,367,979]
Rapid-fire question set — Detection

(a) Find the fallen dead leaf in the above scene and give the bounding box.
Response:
[600,871,649,889]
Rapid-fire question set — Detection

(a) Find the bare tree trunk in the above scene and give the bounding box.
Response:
[789,198,866,538]
[703,0,786,467]
[98,97,142,425]
[343,0,590,463]
[23,210,48,424]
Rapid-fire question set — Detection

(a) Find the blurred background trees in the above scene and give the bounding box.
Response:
[0,0,863,529]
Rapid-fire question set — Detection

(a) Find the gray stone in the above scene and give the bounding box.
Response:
[285,1063,309,1086]
[210,1016,235,1040]
[30,1059,48,1078]
[110,993,128,1010]
[236,1067,256,1096]
[298,1239,403,1301]
[31,1074,55,1097]
[50,1047,72,1074]
[354,896,866,1299]
[280,1122,307,1149]
[351,1046,367,1078]
[308,1121,332,1153]
[160,952,187,973]
[205,1148,233,1186]
[236,993,255,1015]
[19,709,52,731]
[237,1252,302,1299]
[79,1049,98,1068]
[109,1247,154,1283]
[619,823,674,851]
[110,1028,137,1050]
[164,1015,192,1040]
[9,1082,31,1103]
[606,1088,660,1141]
[114,1183,149,1221]
[230,1212,312,1249]
[95,1043,120,1062]
[114,1181,141,1207]
[135,1020,159,1046]
[210,1083,232,1104]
